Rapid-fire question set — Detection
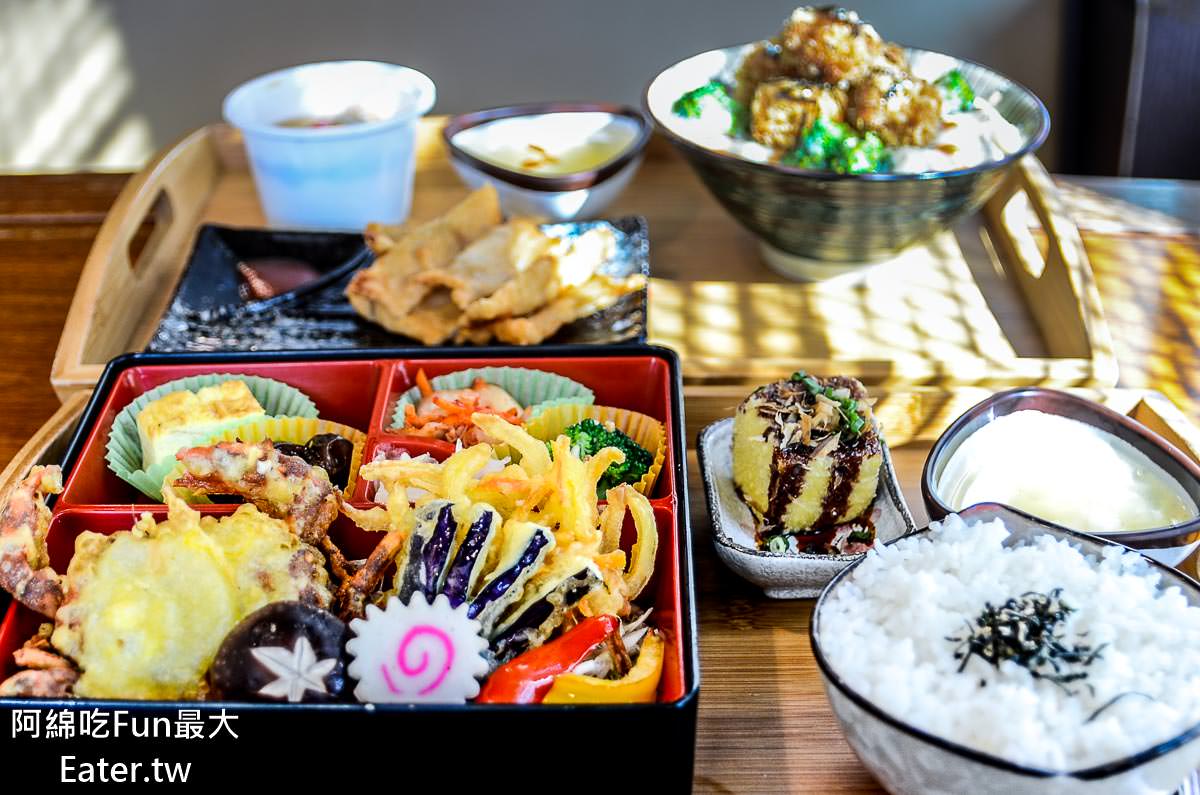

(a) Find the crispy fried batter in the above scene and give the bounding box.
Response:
[0,465,64,618]
[750,78,847,150]
[735,6,904,103]
[737,7,943,150]
[847,67,943,148]
[0,454,342,701]
[11,625,72,670]
[338,528,407,620]
[173,440,339,546]
[49,489,331,700]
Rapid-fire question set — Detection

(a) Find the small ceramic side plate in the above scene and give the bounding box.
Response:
[697,418,917,598]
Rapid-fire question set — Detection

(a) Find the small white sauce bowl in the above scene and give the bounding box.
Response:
[223,60,436,230]
[443,103,650,221]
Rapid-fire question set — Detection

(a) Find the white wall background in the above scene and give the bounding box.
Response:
[1,0,1065,171]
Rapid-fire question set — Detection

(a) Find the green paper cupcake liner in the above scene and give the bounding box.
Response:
[390,367,594,429]
[105,373,319,502]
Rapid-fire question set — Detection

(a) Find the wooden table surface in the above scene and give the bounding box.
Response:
[2,149,1200,792]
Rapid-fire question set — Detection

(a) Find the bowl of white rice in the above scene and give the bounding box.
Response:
[812,504,1200,794]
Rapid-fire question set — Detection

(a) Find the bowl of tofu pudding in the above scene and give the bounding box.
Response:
[922,388,1200,565]
[443,103,651,221]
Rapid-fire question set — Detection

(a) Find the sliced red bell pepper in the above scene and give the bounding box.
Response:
[475,615,619,704]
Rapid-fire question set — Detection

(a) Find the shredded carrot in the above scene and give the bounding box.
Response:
[400,384,525,440]
[476,475,532,495]
[416,369,434,398]
[402,403,426,426]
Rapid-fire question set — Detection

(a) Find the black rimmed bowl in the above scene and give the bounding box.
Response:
[922,387,1200,567]
[643,44,1049,279]
[443,103,651,221]
[812,503,1200,795]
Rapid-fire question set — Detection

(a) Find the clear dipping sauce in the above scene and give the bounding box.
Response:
[937,409,1197,533]
[452,112,640,176]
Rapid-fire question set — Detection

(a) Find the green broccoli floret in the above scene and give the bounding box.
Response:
[935,69,975,112]
[832,130,891,174]
[671,81,746,135]
[783,119,891,174]
[782,117,849,169]
[555,419,654,496]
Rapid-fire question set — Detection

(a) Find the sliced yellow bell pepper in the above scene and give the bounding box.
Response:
[541,632,665,704]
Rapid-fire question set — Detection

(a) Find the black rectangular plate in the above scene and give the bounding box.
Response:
[148,219,651,353]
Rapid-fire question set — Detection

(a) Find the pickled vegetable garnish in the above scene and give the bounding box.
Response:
[947,588,1105,691]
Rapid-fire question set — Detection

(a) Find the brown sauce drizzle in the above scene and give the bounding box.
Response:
[765,445,809,526]
[818,449,863,525]
[753,375,879,537]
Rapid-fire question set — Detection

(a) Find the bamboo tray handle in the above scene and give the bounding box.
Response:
[983,155,1115,374]
[51,127,223,400]
[0,391,90,502]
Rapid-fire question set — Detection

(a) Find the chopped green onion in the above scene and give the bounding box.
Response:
[849,527,874,544]
[766,534,790,553]
[791,370,867,439]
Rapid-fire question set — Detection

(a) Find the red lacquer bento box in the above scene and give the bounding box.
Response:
[0,346,698,788]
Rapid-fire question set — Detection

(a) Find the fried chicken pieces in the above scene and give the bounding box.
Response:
[739,6,943,149]
[345,184,645,345]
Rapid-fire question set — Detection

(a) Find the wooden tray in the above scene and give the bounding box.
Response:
[51,121,1117,399]
[651,154,1117,388]
[4,384,1194,792]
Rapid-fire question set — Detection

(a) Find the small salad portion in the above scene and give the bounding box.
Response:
[669,6,1022,174]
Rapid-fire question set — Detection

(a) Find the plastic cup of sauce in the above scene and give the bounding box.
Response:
[223,60,435,230]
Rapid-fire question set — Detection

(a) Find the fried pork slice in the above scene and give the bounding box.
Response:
[416,218,553,309]
[463,226,616,323]
[487,273,646,346]
[392,217,557,344]
[750,78,848,151]
[396,290,468,346]
[345,184,502,332]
